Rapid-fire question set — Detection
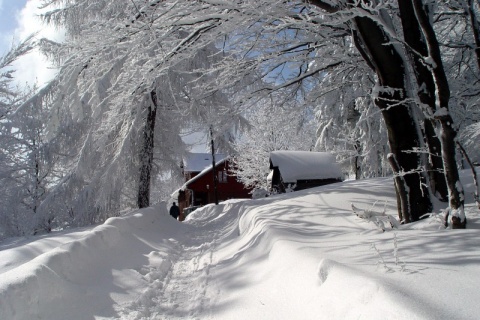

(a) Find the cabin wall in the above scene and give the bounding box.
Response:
[294,178,342,191]
[270,168,342,193]
[178,160,252,220]
[187,161,251,203]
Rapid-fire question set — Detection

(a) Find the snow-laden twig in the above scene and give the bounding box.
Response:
[285,183,296,193]
[352,201,401,231]
[371,233,406,272]
[371,243,390,271]
[393,232,406,271]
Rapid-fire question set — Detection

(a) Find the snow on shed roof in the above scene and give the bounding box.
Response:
[269,151,343,183]
[174,156,230,193]
[183,153,227,173]
[182,157,229,188]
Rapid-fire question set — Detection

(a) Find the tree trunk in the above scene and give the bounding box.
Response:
[353,14,432,221]
[423,120,448,201]
[467,0,480,71]
[306,0,468,225]
[354,140,361,180]
[398,0,449,202]
[137,91,158,209]
[387,153,409,223]
[210,125,219,205]
[410,0,466,227]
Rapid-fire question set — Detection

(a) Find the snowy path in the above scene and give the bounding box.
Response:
[158,239,216,318]
[112,204,234,320]
[0,201,242,320]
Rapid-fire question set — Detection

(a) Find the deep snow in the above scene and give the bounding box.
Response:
[1,171,479,320]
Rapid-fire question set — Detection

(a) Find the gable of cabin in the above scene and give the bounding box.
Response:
[182,152,227,181]
[177,158,253,220]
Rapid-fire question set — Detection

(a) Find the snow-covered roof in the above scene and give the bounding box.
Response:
[180,156,229,190]
[270,150,343,183]
[183,153,227,173]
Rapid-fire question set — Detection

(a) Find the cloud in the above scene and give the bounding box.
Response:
[11,0,64,88]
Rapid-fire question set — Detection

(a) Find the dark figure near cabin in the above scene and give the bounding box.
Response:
[169,202,180,220]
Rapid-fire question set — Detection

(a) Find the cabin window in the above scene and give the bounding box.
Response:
[218,171,228,183]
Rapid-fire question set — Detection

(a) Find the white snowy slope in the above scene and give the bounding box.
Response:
[0,171,479,320]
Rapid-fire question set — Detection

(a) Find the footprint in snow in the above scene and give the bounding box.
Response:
[317,259,337,285]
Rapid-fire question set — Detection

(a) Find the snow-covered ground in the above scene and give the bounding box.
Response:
[1,171,479,320]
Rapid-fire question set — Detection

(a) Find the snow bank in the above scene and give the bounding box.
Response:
[203,177,479,320]
[0,203,185,320]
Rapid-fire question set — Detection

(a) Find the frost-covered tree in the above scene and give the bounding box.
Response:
[4,87,60,234]
[316,96,390,180]
[434,0,480,166]
[0,35,35,118]
[232,99,316,190]
[309,37,389,179]
[0,36,58,237]
[31,0,250,222]
[301,0,469,226]
[208,0,470,225]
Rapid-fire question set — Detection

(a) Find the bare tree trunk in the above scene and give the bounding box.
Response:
[410,0,466,227]
[210,125,219,205]
[423,120,448,201]
[137,91,158,209]
[354,140,361,180]
[353,14,432,221]
[398,0,448,202]
[388,153,409,223]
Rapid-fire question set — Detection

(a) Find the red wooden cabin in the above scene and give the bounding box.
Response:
[176,154,252,220]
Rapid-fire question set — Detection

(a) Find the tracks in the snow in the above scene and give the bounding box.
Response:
[117,227,220,320]
[160,239,217,319]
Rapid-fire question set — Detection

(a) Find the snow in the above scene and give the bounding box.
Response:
[1,170,480,320]
[270,150,343,182]
[433,107,448,117]
[183,152,227,173]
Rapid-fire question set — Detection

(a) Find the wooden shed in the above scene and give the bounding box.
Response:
[175,154,252,220]
[268,151,343,193]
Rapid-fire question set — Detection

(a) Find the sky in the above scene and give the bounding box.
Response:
[0,169,479,319]
[0,0,61,87]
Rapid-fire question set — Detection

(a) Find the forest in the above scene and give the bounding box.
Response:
[1,0,479,238]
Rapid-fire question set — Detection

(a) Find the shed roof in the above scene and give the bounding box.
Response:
[180,157,229,190]
[183,153,227,173]
[269,151,343,183]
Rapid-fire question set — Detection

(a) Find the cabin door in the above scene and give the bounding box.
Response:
[194,192,208,206]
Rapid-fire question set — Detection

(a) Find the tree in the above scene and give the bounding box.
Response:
[0,36,59,237]
[435,0,480,168]
[232,98,316,190]
[305,0,467,226]
[34,0,246,223]
[0,35,35,119]
[408,0,465,227]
